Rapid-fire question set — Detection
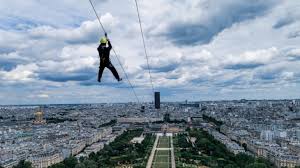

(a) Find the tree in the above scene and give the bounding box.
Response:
[75,160,97,168]
[242,143,247,150]
[79,156,86,163]
[164,113,170,122]
[75,163,85,168]
[255,157,273,168]
[48,163,66,168]
[63,156,78,168]
[0,165,4,168]
[246,163,267,168]
[235,153,255,167]
[13,160,33,168]
[82,160,97,168]
[88,152,97,162]
[217,158,227,167]
[224,164,239,168]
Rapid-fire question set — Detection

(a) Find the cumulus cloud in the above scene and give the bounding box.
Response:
[273,3,300,29]
[286,48,300,61]
[37,45,98,82]
[223,47,279,69]
[29,13,118,44]
[273,17,295,29]
[0,0,300,104]
[143,0,279,45]
[0,51,31,71]
[288,31,300,39]
[37,94,49,98]
[0,63,38,82]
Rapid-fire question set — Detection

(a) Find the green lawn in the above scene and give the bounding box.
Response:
[173,129,275,168]
[152,150,171,168]
[157,136,170,148]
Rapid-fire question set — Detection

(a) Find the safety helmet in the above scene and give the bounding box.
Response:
[100,37,107,44]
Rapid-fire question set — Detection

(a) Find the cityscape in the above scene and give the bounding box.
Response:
[1,98,300,168]
[1,0,300,168]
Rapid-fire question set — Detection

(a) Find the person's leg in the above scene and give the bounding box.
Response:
[98,63,105,82]
[107,61,121,81]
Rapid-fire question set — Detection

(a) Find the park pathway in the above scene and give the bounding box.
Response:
[146,134,176,168]
[146,134,159,168]
[170,137,176,168]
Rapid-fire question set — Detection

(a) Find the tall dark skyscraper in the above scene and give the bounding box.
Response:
[155,92,160,109]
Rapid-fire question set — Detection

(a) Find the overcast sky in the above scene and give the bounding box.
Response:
[0,0,299,105]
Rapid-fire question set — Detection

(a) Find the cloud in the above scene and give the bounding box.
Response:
[222,47,279,70]
[288,31,300,39]
[36,45,98,82]
[273,17,295,29]
[286,48,300,61]
[272,3,300,30]
[161,0,278,45]
[0,16,38,31]
[40,71,95,82]
[141,57,180,73]
[0,63,38,82]
[0,0,300,104]
[29,13,118,44]
[0,30,27,54]
[224,63,264,70]
[37,94,49,98]
[0,52,31,71]
[0,0,93,28]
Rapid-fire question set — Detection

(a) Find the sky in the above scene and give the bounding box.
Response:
[0,0,300,105]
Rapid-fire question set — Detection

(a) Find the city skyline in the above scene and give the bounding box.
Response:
[0,0,300,105]
[1,100,300,167]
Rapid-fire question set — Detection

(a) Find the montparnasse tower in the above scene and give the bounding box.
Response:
[33,107,46,125]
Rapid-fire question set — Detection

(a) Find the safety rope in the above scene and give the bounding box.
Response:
[88,0,140,103]
[134,0,155,94]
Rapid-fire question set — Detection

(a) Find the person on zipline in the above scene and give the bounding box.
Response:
[97,35,122,82]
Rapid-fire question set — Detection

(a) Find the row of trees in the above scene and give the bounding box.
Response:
[175,128,275,168]
[98,119,116,128]
[202,114,223,126]
[46,118,76,124]
[0,160,33,168]
[49,129,155,168]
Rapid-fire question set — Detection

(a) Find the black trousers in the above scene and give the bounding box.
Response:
[98,60,120,81]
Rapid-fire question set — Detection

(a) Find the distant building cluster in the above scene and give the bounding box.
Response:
[208,128,245,155]
[201,99,300,168]
[0,104,148,168]
[1,99,300,168]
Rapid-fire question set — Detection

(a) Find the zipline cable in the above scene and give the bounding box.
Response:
[88,0,140,103]
[134,0,155,94]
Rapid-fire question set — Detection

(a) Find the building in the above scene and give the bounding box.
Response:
[131,135,145,144]
[29,151,63,168]
[33,108,46,125]
[274,155,298,168]
[117,117,162,123]
[155,92,160,109]
[260,130,274,142]
[140,106,145,113]
[1,159,18,168]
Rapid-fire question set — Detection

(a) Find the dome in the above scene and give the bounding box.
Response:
[35,111,43,115]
